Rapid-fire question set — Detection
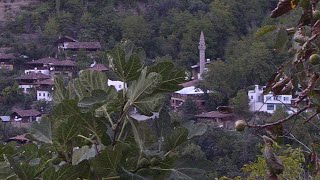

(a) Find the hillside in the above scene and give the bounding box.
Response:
[0,0,277,67]
[0,0,39,22]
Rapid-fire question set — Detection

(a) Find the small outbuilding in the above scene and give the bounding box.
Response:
[10,109,41,128]
[195,111,236,130]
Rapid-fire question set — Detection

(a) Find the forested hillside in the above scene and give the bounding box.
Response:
[0,0,276,67]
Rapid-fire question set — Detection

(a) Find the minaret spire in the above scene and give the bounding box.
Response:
[198,31,206,80]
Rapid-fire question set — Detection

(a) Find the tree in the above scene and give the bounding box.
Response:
[239,1,320,179]
[180,98,200,121]
[43,17,59,41]
[121,15,152,46]
[229,89,251,118]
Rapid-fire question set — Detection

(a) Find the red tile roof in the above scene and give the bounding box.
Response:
[52,60,75,66]
[16,72,50,80]
[195,111,234,119]
[88,63,108,72]
[7,134,30,142]
[64,42,102,49]
[27,57,60,65]
[0,47,12,53]
[12,109,41,117]
[0,53,15,60]
[37,79,54,85]
[56,36,78,44]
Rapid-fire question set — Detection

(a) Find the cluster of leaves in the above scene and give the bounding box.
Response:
[242,0,320,179]
[242,144,305,179]
[0,44,214,179]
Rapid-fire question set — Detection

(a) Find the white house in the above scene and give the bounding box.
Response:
[25,68,50,76]
[248,85,296,114]
[107,79,125,91]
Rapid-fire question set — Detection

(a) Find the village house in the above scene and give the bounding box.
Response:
[49,59,75,79]
[36,78,54,101]
[195,111,236,130]
[10,109,41,128]
[25,57,60,76]
[248,85,296,114]
[88,61,109,72]
[21,56,76,101]
[0,53,15,71]
[56,36,101,52]
[171,86,207,110]
[16,72,50,93]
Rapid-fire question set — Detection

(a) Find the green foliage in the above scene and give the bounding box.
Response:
[196,127,261,177]
[121,15,151,46]
[0,45,210,179]
[229,89,251,118]
[0,0,276,67]
[242,145,305,179]
[180,98,200,120]
[43,17,59,41]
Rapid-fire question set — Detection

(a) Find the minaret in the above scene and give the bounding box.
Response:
[198,31,206,80]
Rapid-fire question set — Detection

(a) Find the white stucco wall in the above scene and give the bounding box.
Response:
[19,85,34,93]
[37,90,52,101]
[107,79,125,91]
[25,69,50,76]
[248,85,296,114]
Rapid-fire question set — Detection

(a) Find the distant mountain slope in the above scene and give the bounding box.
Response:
[0,0,39,22]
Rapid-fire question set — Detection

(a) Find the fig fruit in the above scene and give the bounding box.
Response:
[138,158,150,168]
[150,157,160,166]
[313,10,320,21]
[235,120,246,132]
[309,54,320,65]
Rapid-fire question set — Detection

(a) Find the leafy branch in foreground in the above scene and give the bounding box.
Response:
[232,0,320,179]
[0,43,211,179]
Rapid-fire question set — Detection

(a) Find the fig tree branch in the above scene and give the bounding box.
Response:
[247,105,309,129]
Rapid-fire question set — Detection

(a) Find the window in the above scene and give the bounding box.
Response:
[43,93,45,97]
[39,93,41,97]
[266,96,272,101]
[258,96,262,102]
[273,96,281,101]
[267,104,274,110]
[250,96,253,99]
[284,97,289,101]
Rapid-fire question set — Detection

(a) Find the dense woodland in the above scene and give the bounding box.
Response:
[0,0,319,179]
[0,0,289,108]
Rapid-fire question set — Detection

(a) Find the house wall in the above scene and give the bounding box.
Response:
[25,69,50,76]
[0,63,13,70]
[248,85,296,114]
[19,84,33,93]
[11,114,40,128]
[37,90,52,101]
[51,70,73,79]
[108,79,125,91]
[171,94,206,110]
